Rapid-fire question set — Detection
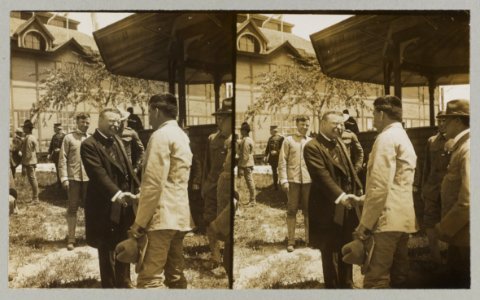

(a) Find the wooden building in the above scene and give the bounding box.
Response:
[10,12,226,152]
[235,14,440,155]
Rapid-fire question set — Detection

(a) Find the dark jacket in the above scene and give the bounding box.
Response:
[304,134,363,248]
[80,130,140,249]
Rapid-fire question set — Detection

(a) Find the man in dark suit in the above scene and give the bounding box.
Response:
[304,111,363,289]
[80,108,139,288]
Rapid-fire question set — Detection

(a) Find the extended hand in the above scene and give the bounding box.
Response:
[339,194,354,209]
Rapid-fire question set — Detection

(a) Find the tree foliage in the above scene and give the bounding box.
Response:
[245,56,372,125]
[33,52,164,123]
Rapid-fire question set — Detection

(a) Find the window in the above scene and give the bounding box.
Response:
[16,110,31,128]
[24,32,46,51]
[57,112,77,133]
[238,35,260,53]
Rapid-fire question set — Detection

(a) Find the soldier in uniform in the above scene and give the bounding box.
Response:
[422,111,449,264]
[202,98,232,267]
[264,125,284,190]
[118,109,145,179]
[340,118,364,175]
[48,123,66,187]
[10,127,24,178]
[58,113,91,250]
[21,120,39,203]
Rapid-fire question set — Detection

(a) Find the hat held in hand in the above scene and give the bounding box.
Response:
[115,234,148,273]
[341,236,375,274]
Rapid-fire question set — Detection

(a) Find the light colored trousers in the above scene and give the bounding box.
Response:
[24,165,38,201]
[239,167,255,203]
[136,230,187,289]
[66,180,87,243]
[286,182,310,245]
[363,231,409,288]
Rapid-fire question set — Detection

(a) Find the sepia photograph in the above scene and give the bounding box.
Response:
[5,6,473,294]
[233,12,470,289]
[8,11,235,289]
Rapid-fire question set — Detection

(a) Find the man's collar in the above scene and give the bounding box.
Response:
[76,129,88,136]
[295,131,307,139]
[96,129,111,140]
[380,122,402,133]
[158,119,177,129]
[453,128,470,145]
[319,131,332,142]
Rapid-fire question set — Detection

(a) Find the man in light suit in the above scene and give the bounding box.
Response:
[304,111,363,288]
[354,95,418,288]
[129,93,193,289]
[434,99,470,288]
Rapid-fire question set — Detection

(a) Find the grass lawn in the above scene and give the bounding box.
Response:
[234,173,449,289]
[9,171,228,289]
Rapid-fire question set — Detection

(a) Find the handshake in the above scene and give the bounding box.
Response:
[115,192,139,207]
[338,194,365,210]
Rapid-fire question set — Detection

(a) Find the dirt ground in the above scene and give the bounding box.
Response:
[9,171,228,289]
[234,173,450,289]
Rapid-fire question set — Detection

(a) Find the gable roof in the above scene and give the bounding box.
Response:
[10,16,98,51]
[12,15,55,41]
[237,19,269,45]
[236,18,315,57]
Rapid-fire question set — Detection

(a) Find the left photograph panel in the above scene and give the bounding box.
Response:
[9,11,235,289]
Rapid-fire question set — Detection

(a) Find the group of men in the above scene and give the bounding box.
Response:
[10,95,233,289]
[244,96,470,289]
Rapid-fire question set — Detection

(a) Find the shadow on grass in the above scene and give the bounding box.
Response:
[246,238,308,250]
[46,277,101,288]
[10,235,88,251]
[38,183,68,208]
[255,186,287,209]
[271,280,324,289]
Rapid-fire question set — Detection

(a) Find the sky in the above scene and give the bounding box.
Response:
[64,12,469,104]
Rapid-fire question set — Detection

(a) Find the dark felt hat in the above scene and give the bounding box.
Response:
[444,99,469,118]
[23,119,34,129]
[241,122,251,132]
[436,111,446,119]
[212,98,233,116]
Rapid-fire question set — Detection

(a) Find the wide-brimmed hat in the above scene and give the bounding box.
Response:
[115,234,148,273]
[341,236,375,274]
[270,125,279,131]
[15,127,23,134]
[22,119,34,129]
[443,99,469,118]
[212,98,232,116]
[240,122,251,132]
[436,111,446,119]
[116,107,131,121]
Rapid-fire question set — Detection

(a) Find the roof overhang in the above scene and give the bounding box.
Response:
[310,12,469,87]
[93,12,234,84]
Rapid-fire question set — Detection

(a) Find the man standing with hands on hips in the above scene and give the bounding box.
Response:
[81,108,139,288]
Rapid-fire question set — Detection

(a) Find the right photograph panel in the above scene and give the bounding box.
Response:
[233,12,470,289]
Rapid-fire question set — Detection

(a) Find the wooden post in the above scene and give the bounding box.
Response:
[383,60,392,95]
[168,58,176,95]
[177,40,187,128]
[428,76,437,127]
[393,44,402,99]
[213,72,222,112]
